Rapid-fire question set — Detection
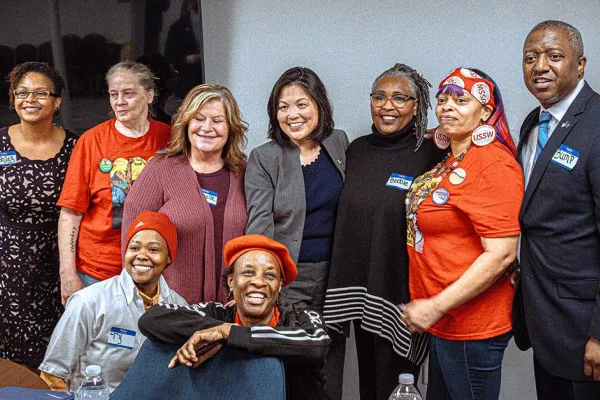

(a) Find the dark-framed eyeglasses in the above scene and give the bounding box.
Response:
[370,92,416,108]
[13,89,59,100]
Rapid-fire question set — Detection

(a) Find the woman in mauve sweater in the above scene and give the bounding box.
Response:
[122,84,248,304]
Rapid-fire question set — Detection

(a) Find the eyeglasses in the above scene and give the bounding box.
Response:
[13,89,58,100]
[370,92,416,108]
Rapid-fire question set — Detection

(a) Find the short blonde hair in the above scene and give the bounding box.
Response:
[162,84,248,176]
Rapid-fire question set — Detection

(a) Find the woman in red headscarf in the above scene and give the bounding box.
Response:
[403,68,523,399]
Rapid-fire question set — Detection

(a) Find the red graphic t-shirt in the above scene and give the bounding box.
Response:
[58,119,171,280]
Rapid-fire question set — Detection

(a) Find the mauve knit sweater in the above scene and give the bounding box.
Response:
[122,154,247,304]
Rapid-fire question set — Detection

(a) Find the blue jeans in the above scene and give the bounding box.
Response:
[76,271,101,287]
[426,331,512,400]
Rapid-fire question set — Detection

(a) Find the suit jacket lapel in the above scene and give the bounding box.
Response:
[520,83,593,219]
[517,108,539,167]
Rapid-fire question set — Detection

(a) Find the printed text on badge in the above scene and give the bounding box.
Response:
[551,144,579,171]
[386,173,414,190]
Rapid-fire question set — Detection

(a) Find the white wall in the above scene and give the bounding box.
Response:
[201,0,600,153]
[200,1,600,399]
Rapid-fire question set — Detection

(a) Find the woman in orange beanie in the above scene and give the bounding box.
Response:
[39,211,187,392]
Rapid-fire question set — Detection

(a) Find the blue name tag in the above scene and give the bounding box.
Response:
[202,188,218,206]
[108,327,136,349]
[551,144,579,171]
[0,151,18,167]
[386,173,414,190]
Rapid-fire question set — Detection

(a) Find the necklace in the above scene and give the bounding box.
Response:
[405,144,471,253]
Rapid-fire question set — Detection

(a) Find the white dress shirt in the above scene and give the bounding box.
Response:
[522,79,585,187]
[39,269,187,392]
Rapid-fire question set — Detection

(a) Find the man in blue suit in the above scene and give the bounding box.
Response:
[514,20,600,399]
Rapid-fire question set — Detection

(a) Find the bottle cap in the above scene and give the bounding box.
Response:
[399,373,414,385]
[85,365,102,376]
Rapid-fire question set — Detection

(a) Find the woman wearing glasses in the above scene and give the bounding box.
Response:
[245,66,348,314]
[0,62,78,369]
[323,64,443,399]
[57,61,170,304]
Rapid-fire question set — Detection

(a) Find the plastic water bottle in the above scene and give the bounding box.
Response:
[389,373,423,400]
[75,365,110,399]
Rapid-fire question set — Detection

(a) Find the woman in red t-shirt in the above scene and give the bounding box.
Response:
[57,62,171,304]
[404,68,524,399]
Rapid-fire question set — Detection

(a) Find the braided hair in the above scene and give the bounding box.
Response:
[372,63,432,151]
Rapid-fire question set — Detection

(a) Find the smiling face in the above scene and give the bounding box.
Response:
[14,72,61,125]
[276,84,319,147]
[108,70,154,128]
[523,27,586,109]
[187,99,230,159]
[435,90,492,140]
[227,250,283,326]
[124,230,171,297]
[370,76,417,135]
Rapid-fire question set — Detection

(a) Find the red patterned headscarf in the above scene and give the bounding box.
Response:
[437,67,517,156]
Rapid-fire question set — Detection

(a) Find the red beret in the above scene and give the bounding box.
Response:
[125,211,178,261]
[224,234,297,286]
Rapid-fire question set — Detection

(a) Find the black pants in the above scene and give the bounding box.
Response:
[534,357,600,400]
[280,261,329,312]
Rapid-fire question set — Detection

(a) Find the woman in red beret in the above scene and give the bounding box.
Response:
[138,234,332,399]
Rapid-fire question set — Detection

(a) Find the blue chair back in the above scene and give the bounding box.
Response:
[110,340,286,400]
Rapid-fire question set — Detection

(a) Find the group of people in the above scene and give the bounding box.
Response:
[0,19,599,400]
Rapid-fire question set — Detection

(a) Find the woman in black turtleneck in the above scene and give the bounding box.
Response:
[323,64,443,400]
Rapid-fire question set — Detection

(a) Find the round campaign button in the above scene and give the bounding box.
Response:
[443,76,464,88]
[99,158,113,173]
[449,168,466,185]
[432,188,450,205]
[471,125,496,147]
[460,68,481,78]
[434,127,450,150]
[471,82,491,105]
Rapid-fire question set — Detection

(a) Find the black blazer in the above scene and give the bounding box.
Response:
[514,82,600,380]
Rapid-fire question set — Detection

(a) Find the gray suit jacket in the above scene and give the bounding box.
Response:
[245,129,349,262]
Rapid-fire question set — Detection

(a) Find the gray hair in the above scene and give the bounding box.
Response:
[372,63,432,151]
[106,61,156,93]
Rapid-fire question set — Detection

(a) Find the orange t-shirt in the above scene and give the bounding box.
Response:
[407,141,524,340]
[57,119,171,280]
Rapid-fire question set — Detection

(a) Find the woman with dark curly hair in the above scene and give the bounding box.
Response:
[122,84,248,304]
[0,61,78,368]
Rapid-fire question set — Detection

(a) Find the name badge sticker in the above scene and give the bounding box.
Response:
[108,327,136,349]
[0,151,18,167]
[551,144,579,171]
[386,173,414,190]
[202,188,218,206]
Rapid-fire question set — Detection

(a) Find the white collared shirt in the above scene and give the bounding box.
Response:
[39,269,187,392]
[523,79,585,186]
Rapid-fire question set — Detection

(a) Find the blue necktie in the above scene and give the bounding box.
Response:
[534,111,552,163]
